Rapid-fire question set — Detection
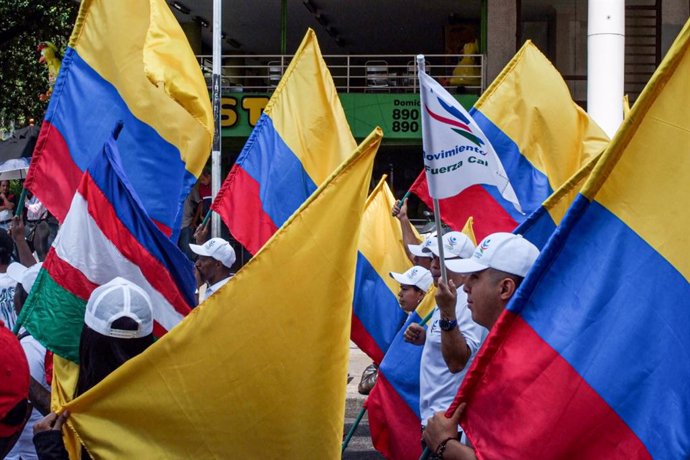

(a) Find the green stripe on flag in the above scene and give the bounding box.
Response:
[18,268,86,363]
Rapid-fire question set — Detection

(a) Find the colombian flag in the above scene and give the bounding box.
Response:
[25,0,213,236]
[456,19,690,459]
[352,177,412,363]
[410,41,608,241]
[517,153,602,249]
[58,130,382,458]
[212,29,356,255]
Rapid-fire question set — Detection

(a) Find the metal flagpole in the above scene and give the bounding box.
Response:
[211,0,222,238]
[417,54,447,284]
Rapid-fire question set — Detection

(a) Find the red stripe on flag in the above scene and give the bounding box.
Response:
[43,250,98,300]
[79,176,192,317]
[351,313,384,364]
[211,164,278,255]
[366,372,422,460]
[409,172,517,241]
[25,121,83,223]
[454,312,651,459]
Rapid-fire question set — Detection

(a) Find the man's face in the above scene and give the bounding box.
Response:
[199,173,211,186]
[397,284,424,313]
[463,269,502,329]
[0,182,8,194]
[195,255,219,284]
[429,255,441,285]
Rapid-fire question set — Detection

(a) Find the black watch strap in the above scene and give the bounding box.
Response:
[439,318,458,331]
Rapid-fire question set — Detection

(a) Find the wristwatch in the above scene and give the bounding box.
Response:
[439,318,458,331]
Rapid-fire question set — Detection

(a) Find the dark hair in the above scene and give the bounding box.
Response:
[0,229,13,266]
[75,317,153,397]
[32,222,53,262]
[488,268,524,289]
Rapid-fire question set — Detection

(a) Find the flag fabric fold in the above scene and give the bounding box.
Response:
[25,0,213,236]
[17,124,196,363]
[212,29,356,255]
[457,20,690,459]
[352,177,412,363]
[411,41,608,240]
[418,69,520,211]
[516,152,602,249]
[59,129,382,458]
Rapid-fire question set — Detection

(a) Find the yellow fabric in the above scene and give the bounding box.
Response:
[460,216,477,245]
[359,176,413,295]
[60,128,383,459]
[266,29,357,184]
[623,94,631,119]
[543,152,603,225]
[475,41,609,191]
[586,20,690,281]
[450,40,481,87]
[70,0,212,176]
[51,356,82,459]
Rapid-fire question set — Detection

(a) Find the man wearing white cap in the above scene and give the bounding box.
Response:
[403,231,487,436]
[389,266,433,313]
[190,238,236,303]
[422,232,540,459]
[406,236,434,270]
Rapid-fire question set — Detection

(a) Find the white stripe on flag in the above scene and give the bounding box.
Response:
[54,192,185,331]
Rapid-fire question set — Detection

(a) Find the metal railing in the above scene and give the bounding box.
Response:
[196,53,486,94]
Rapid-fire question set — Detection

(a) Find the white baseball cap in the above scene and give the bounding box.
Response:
[408,236,435,258]
[389,266,433,292]
[422,231,475,259]
[84,277,154,339]
[7,262,43,294]
[189,238,236,268]
[445,232,540,278]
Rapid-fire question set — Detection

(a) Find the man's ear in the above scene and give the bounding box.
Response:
[498,277,518,301]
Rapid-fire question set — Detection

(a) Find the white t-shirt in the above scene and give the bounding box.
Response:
[0,272,17,330]
[419,290,488,426]
[6,333,51,460]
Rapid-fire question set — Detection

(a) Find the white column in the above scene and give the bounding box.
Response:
[587,0,625,138]
[211,0,222,238]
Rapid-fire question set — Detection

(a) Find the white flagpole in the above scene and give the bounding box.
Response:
[211,0,222,238]
[417,54,448,285]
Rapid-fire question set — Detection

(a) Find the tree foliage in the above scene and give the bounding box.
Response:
[0,0,78,128]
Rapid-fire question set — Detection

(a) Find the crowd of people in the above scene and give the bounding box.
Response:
[0,171,538,459]
[380,199,540,459]
[0,175,239,459]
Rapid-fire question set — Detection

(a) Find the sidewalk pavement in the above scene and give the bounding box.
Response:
[343,342,384,459]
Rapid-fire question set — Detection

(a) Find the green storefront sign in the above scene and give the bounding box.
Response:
[220,93,478,141]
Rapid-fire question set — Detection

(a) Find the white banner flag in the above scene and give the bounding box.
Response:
[418,69,521,212]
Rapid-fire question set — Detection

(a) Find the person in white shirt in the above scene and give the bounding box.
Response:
[189,238,235,303]
[403,232,488,435]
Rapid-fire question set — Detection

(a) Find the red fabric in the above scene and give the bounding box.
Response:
[0,327,29,437]
[449,312,651,459]
[211,164,278,255]
[409,172,517,241]
[25,121,83,223]
[366,373,422,460]
[44,351,53,386]
[78,174,192,316]
[350,313,384,364]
